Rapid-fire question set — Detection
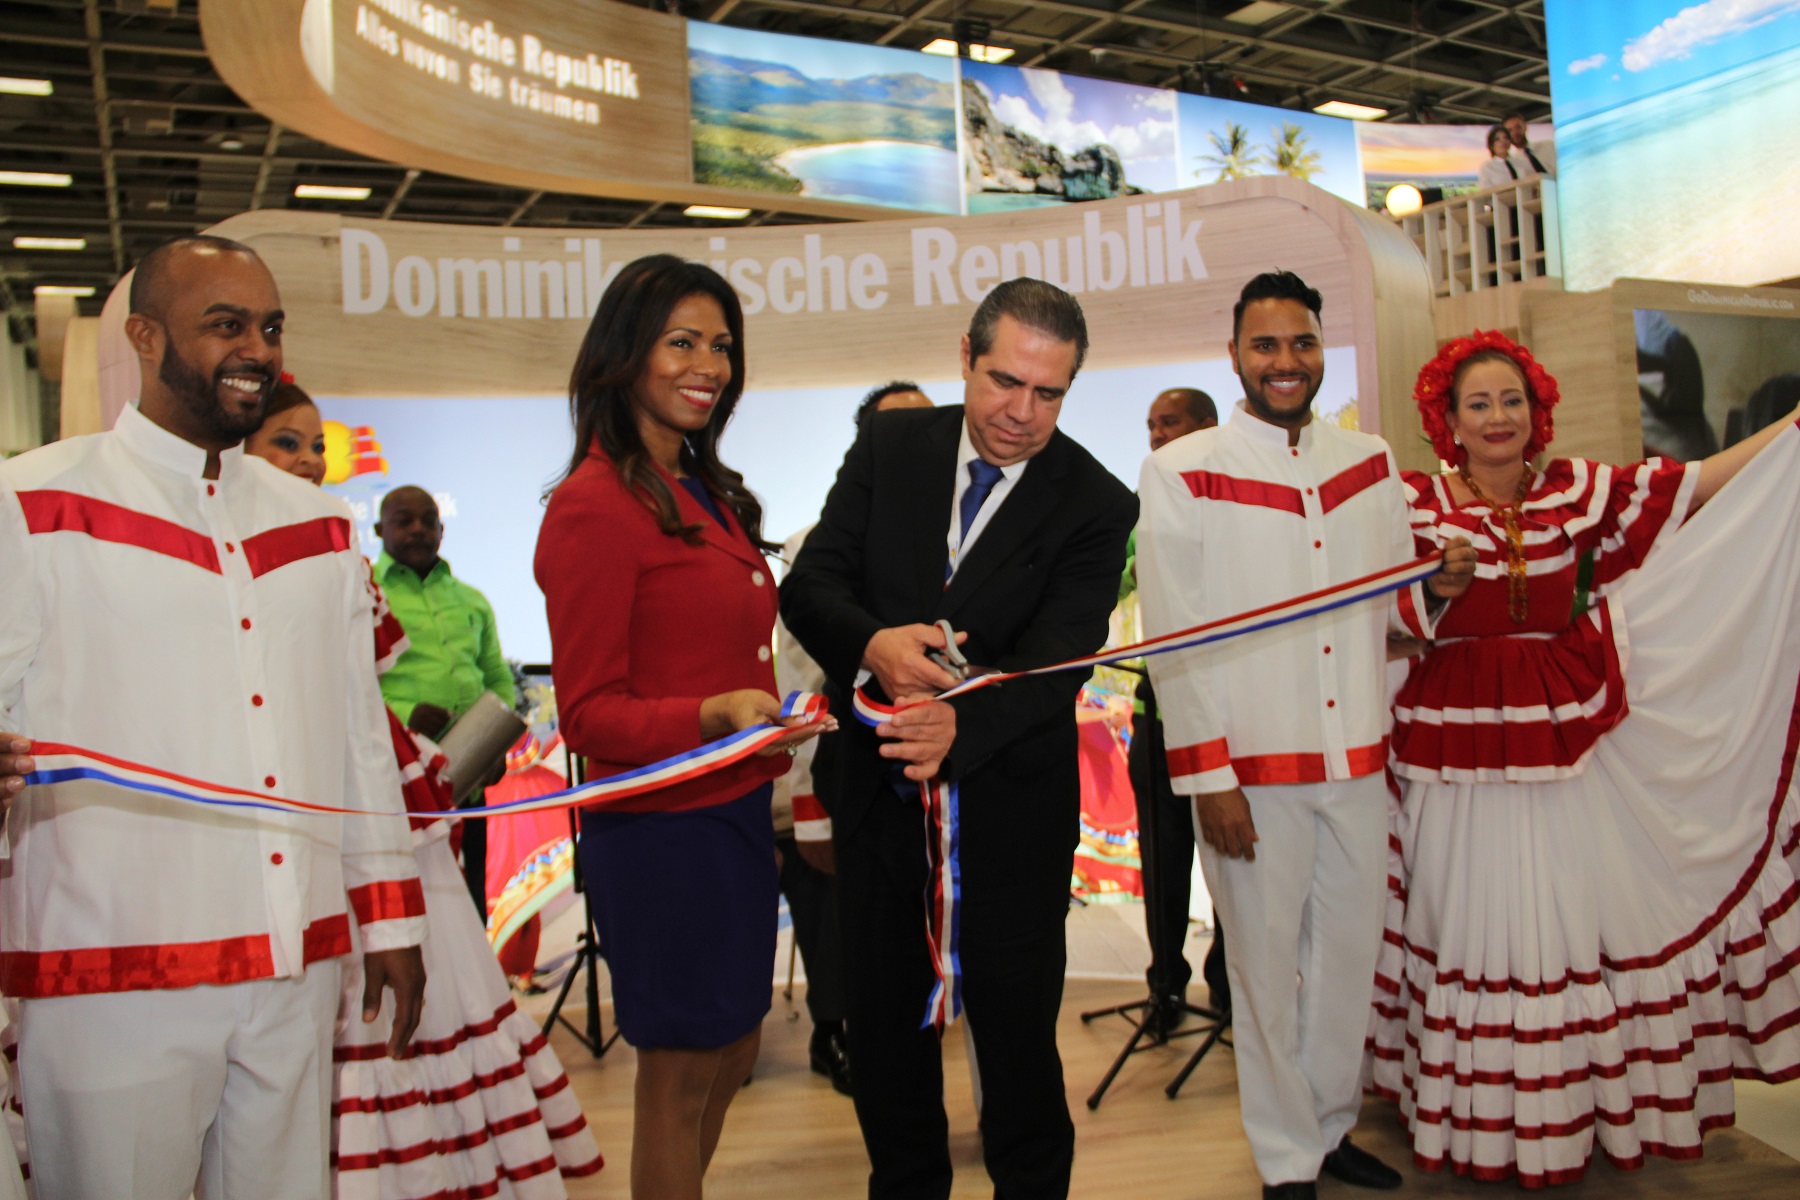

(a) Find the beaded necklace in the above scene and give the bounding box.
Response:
[1457,465,1534,623]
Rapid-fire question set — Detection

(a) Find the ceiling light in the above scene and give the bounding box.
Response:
[1224,2,1292,25]
[920,39,1015,63]
[34,285,96,298]
[218,136,246,151]
[1385,185,1423,217]
[294,184,372,200]
[0,171,73,187]
[13,237,87,251]
[683,205,751,220]
[1312,100,1389,121]
[0,77,53,96]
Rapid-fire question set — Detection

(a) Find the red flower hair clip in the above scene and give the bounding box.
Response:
[1414,329,1559,466]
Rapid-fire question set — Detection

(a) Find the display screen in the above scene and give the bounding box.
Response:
[1546,0,1800,289]
[1633,304,1800,460]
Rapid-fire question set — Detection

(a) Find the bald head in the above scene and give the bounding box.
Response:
[130,234,263,321]
[376,486,443,576]
[1147,387,1218,451]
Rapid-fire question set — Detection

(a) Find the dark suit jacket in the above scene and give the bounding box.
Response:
[780,405,1137,876]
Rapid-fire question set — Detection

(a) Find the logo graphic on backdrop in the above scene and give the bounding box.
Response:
[1545,0,1800,289]
[687,23,960,215]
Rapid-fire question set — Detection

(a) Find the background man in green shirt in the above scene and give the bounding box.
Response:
[375,484,516,914]
[375,485,516,736]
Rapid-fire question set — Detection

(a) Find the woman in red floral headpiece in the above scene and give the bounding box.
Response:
[1368,330,1800,1187]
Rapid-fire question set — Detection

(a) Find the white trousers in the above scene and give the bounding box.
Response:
[1197,775,1387,1186]
[17,960,340,1200]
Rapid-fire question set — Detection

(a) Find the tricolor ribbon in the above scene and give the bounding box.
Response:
[24,691,831,824]
[853,552,1443,1029]
[20,556,1442,1032]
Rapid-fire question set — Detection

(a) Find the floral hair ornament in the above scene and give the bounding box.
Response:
[1413,329,1559,468]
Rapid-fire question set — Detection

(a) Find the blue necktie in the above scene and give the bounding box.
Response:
[950,459,1005,580]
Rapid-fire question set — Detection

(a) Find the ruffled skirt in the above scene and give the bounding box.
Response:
[334,832,603,1198]
[1367,423,1800,1187]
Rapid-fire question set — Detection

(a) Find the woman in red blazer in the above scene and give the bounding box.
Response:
[535,254,821,1198]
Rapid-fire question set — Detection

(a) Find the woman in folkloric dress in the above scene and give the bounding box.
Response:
[1367,331,1800,1187]
[248,380,605,1199]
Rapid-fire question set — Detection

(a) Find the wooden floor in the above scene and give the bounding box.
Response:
[528,978,1800,1199]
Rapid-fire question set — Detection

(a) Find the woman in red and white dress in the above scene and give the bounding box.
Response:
[248,381,604,1198]
[1367,332,1800,1187]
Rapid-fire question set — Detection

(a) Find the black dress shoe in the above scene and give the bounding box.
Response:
[1261,1183,1316,1199]
[808,1027,854,1097]
[1321,1136,1402,1190]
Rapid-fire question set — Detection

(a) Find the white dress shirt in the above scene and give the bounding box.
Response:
[0,404,425,999]
[1136,404,1434,795]
[945,419,1028,581]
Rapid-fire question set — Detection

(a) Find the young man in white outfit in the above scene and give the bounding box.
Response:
[1136,271,1474,1199]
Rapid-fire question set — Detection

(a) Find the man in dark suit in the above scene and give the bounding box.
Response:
[781,278,1137,1200]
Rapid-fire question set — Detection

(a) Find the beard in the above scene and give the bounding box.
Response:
[1240,369,1321,427]
[159,342,271,441]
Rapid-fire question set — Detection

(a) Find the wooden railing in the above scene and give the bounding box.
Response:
[1397,178,1561,298]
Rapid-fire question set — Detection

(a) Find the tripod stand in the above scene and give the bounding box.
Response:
[538,755,621,1058]
[1081,672,1230,1109]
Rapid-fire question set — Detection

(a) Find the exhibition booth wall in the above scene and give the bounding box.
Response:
[91,176,1434,662]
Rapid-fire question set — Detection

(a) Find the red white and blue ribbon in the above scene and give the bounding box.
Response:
[20,557,1441,1032]
[23,691,832,824]
[853,552,1442,1029]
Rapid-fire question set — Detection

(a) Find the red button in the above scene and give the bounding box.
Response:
[206,484,216,497]
[1326,699,1336,708]
[1290,448,1299,457]
[270,853,284,866]
[1313,540,1322,549]
[1305,487,1314,495]
[225,542,236,553]
[241,618,252,630]
[264,775,277,788]
[251,694,264,707]
[1323,646,1332,654]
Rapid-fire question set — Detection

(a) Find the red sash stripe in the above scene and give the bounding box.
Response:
[1319,452,1392,513]
[242,515,352,579]
[1166,736,1230,778]
[348,878,427,926]
[1179,470,1305,516]
[17,489,221,574]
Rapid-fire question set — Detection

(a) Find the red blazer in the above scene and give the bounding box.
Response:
[535,450,788,812]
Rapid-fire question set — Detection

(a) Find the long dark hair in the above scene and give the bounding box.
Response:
[552,253,775,552]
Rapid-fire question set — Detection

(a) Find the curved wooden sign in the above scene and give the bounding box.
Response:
[200,0,902,219]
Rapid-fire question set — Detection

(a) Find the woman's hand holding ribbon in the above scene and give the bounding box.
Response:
[700,688,838,757]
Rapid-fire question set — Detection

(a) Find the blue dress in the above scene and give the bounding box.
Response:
[578,477,777,1049]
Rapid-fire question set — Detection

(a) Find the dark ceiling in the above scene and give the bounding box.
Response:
[0,0,1547,357]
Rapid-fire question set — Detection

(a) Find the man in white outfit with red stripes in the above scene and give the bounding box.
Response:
[0,236,427,1198]
[1136,271,1474,1199]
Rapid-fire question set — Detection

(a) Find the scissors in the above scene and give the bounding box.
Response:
[923,618,973,683]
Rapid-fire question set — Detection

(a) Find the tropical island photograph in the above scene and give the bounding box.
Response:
[688,24,960,214]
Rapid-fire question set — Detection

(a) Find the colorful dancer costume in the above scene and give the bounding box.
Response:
[1367,332,1800,1186]
[330,573,603,1198]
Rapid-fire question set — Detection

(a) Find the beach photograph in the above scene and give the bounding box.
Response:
[1353,121,1553,209]
[1547,0,1800,290]
[960,61,1177,214]
[1176,92,1364,207]
[687,23,960,214]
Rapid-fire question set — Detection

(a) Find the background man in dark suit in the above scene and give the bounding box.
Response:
[781,278,1137,1200]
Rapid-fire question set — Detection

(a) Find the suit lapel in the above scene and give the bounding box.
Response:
[938,433,1070,619]
[912,410,961,608]
[664,466,765,570]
